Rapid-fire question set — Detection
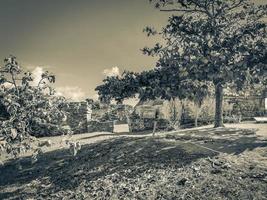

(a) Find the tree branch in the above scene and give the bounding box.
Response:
[11,71,19,96]
[230,0,245,10]
[160,8,207,14]
[4,80,14,84]
[37,78,45,88]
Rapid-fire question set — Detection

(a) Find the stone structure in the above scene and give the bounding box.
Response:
[64,101,91,134]
[63,102,134,134]
[224,88,267,121]
[134,99,170,119]
[130,99,172,132]
[87,104,133,133]
[87,120,114,133]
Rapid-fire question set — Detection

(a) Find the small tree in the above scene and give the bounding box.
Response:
[167,98,183,129]
[0,56,67,157]
[144,0,267,127]
[186,80,212,127]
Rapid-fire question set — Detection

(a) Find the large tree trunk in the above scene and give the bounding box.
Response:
[214,83,224,128]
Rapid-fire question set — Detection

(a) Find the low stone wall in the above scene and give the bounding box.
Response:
[87,121,114,133]
[129,118,170,132]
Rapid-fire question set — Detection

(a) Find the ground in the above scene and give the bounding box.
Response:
[0,122,267,199]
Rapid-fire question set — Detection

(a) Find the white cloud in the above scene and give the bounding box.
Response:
[30,67,86,101]
[26,64,52,71]
[31,66,45,86]
[56,86,86,101]
[92,93,99,101]
[2,82,13,88]
[102,66,120,77]
[124,98,139,107]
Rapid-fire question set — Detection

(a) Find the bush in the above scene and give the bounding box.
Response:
[0,56,67,157]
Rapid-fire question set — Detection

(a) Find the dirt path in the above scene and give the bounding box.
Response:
[166,122,267,137]
[41,121,266,144]
[225,122,267,137]
[1,122,266,162]
[36,121,266,160]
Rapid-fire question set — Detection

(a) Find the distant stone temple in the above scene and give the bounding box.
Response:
[64,101,92,134]
[130,99,178,132]
[134,99,169,119]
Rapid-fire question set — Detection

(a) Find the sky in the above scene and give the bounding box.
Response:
[0,0,169,101]
[0,0,265,102]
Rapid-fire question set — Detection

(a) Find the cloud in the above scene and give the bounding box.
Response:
[124,98,139,107]
[56,86,86,101]
[26,64,51,71]
[31,66,45,86]
[102,66,120,77]
[92,93,99,100]
[30,67,86,101]
[2,82,13,88]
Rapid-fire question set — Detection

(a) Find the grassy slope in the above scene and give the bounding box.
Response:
[0,128,267,200]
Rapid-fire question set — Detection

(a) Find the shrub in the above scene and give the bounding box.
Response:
[0,56,67,157]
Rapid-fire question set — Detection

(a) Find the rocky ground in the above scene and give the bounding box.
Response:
[0,123,267,199]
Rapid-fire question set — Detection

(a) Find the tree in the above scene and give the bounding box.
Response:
[144,0,267,127]
[0,56,67,157]
[96,71,139,104]
[96,63,212,129]
[139,66,213,128]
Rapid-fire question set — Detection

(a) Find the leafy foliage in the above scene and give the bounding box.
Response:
[95,71,139,104]
[0,56,67,157]
[144,0,267,127]
[96,66,212,104]
[146,0,267,86]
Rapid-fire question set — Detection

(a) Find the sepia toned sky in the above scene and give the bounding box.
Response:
[0,0,265,101]
[0,0,169,101]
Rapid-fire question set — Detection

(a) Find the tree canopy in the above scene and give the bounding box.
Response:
[96,0,266,127]
[95,71,139,104]
[143,0,267,127]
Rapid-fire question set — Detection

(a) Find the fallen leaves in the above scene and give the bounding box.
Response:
[1,131,266,200]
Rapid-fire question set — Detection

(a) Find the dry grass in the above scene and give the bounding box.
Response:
[0,126,267,199]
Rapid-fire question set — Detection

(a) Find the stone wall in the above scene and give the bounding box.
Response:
[64,103,133,134]
[87,121,114,133]
[130,99,178,132]
[64,102,91,134]
[129,116,170,132]
[87,104,133,133]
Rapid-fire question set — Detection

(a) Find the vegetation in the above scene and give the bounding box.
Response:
[95,71,139,104]
[1,128,266,199]
[0,56,67,157]
[144,0,266,127]
[0,2,266,199]
[96,0,266,128]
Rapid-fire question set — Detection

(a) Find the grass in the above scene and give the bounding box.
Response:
[0,127,267,199]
